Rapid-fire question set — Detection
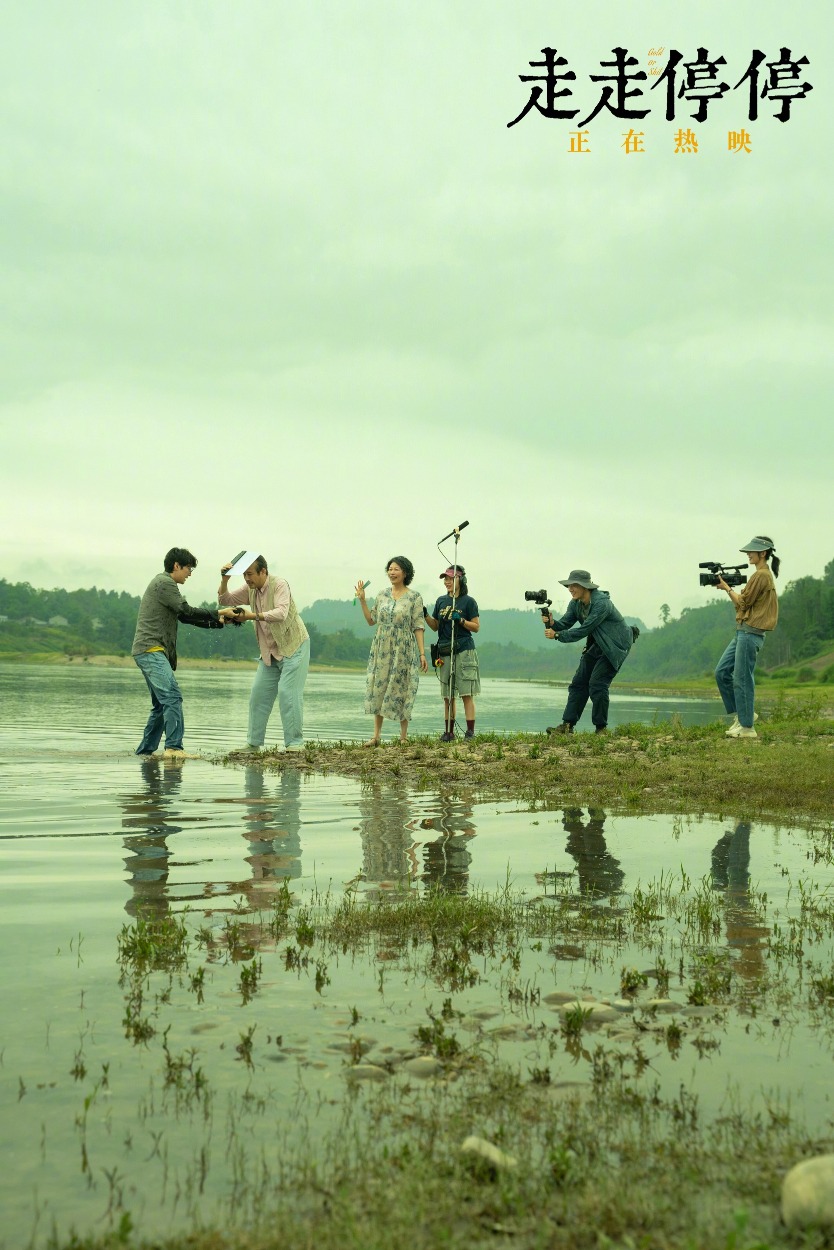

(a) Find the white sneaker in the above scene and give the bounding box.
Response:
[735,727,758,739]
[726,712,758,737]
[282,744,305,753]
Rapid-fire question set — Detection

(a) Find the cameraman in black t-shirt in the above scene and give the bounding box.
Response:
[424,565,480,740]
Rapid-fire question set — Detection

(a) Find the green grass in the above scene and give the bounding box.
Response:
[232,695,834,824]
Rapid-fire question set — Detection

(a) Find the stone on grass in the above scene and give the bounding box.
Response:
[460,1136,518,1176]
[782,1155,834,1228]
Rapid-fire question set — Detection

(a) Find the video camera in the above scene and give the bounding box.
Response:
[525,588,553,620]
[699,562,748,589]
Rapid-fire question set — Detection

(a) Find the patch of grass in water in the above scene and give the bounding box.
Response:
[116,912,189,973]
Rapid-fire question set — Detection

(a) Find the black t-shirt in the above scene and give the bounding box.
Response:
[433,594,478,651]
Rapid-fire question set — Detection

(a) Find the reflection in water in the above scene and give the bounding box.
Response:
[121,761,304,918]
[121,758,184,917]
[358,781,419,886]
[357,784,478,894]
[710,820,769,989]
[236,766,303,902]
[418,795,476,895]
[119,763,766,992]
[562,807,624,898]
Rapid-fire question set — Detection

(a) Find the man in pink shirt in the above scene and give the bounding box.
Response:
[219,555,310,752]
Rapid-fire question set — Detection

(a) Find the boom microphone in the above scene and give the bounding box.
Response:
[438,520,469,543]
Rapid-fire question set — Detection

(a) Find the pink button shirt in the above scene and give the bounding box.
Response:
[219,579,291,664]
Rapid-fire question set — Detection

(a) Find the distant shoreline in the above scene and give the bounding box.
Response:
[0,653,364,674]
[2,653,830,713]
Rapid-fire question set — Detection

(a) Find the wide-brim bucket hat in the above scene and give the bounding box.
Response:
[558,569,599,590]
[739,536,775,553]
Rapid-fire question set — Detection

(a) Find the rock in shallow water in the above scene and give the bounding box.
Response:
[460,1136,518,1174]
[782,1155,834,1228]
[556,1000,619,1025]
[345,1063,390,1083]
[401,1056,444,1078]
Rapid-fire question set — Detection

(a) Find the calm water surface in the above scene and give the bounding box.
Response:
[1,665,832,1246]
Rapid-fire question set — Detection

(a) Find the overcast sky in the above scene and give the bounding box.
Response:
[1,1,829,626]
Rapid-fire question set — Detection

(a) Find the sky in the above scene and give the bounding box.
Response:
[1,1,830,627]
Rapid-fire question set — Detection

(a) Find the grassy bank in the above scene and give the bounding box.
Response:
[225,693,834,826]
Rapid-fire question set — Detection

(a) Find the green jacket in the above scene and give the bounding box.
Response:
[550,589,633,672]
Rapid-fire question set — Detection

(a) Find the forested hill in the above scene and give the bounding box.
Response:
[1,560,833,681]
[299,600,647,651]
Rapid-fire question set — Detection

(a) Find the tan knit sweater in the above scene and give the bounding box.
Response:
[735,567,778,632]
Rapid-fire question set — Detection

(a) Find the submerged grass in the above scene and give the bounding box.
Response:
[58,843,834,1250]
[31,704,834,1250]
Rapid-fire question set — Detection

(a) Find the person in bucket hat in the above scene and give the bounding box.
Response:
[543,570,635,735]
[715,536,780,739]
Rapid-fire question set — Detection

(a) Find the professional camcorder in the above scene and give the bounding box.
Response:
[525,588,552,619]
[699,562,748,589]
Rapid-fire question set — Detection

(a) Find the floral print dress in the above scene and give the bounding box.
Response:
[363,586,425,721]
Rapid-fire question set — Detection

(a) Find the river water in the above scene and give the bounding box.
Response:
[1,664,832,1246]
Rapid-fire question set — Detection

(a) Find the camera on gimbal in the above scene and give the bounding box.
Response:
[699,562,748,589]
[525,588,553,620]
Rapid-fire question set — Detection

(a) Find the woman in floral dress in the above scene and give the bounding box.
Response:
[355,556,428,744]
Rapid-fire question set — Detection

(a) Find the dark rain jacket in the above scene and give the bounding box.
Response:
[549,589,633,672]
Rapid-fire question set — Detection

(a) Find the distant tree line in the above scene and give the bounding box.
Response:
[1,558,832,679]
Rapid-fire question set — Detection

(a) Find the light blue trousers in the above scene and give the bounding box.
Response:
[134,651,184,752]
[247,640,310,748]
[715,630,764,729]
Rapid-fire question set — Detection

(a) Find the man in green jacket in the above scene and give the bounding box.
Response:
[132,547,234,759]
[543,569,634,735]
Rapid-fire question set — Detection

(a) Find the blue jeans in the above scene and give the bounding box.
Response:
[248,640,310,747]
[715,631,764,728]
[134,652,184,752]
[562,642,618,730]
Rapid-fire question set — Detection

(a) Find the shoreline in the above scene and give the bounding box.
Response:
[0,652,365,673]
[221,715,834,826]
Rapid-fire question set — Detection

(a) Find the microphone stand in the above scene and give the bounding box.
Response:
[448,531,460,738]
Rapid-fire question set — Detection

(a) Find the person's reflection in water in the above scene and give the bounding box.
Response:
[358,781,420,891]
[418,794,477,895]
[122,757,185,917]
[710,820,768,991]
[232,767,303,909]
[562,807,624,899]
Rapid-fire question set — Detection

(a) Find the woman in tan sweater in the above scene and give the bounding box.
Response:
[715,536,780,739]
